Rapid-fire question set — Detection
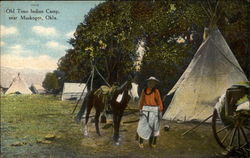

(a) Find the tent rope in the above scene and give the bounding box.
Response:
[71,72,92,114]
[90,66,95,91]
[94,65,111,87]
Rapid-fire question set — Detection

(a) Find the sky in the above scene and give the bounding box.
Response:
[0,1,102,70]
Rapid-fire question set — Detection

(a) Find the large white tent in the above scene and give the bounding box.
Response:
[61,83,88,101]
[163,27,248,122]
[5,73,33,94]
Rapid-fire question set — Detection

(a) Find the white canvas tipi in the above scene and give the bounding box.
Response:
[5,73,33,94]
[163,27,248,122]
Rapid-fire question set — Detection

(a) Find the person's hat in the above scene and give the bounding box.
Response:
[146,76,159,82]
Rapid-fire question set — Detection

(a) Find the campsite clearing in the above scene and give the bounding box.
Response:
[1,95,225,158]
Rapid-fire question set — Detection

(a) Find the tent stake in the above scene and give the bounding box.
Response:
[182,114,213,136]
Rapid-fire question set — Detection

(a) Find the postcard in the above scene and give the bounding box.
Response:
[1,1,249,158]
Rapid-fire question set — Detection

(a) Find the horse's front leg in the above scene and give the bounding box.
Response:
[113,113,120,144]
[95,110,101,136]
[117,109,125,141]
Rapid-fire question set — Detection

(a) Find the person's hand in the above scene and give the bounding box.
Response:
[159,111,163,119]
[139,110,143,116]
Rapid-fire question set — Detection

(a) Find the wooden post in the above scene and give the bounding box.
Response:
[182,114,213,136]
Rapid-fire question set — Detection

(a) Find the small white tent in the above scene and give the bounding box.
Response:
[61,83,88,101]
[30,84,46,94]
[163,27,248,122]
[5,73,33,94]
[0,87,4,94]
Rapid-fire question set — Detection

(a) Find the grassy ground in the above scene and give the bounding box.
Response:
[1,95,226,158]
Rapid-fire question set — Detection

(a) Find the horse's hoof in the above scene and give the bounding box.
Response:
[115,141,120,146]
[84,131,88,136]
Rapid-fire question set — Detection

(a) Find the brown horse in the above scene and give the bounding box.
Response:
[79,81,132,144]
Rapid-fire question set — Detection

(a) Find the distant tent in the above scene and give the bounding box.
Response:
[163,27,248,122]
[61,83,88,101]
[5,73,33,94]
[0,85,7,94]
[0,87,4,94]
[30,84,46,94]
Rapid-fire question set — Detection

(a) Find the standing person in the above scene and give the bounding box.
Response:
[136,76,163,148]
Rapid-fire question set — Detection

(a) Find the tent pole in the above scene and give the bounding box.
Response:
[71,63,111,115]
[71,72,92,114]
[200,3,212,19]
[94,65,111,87]
[206,0,213,16]
[90,66,95,91]
[182,114,213,136]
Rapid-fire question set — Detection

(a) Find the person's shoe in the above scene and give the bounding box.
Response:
[138,143,144,148]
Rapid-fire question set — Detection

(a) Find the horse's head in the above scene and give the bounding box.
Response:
[126,80,133,90]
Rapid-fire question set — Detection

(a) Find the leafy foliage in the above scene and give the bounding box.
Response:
[58,2,138,85]
[42,72,60,94]
[58,0,249,94]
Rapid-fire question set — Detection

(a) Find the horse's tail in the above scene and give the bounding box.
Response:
[75,91,92,123]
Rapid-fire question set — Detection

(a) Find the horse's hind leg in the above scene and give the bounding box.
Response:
[84,102,93,136]
[95,110,101,136]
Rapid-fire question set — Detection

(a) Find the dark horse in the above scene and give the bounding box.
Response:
[76,80,132,144]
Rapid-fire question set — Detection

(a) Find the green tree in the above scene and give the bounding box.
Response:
[132,1,249,93]
[42,72,60,94]
[58,0,249,94]
[58,2,138,85]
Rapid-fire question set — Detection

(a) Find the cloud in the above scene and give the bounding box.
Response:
[6,44,32,56]
[32,26,58,37]
[45,41,67,50]
[23,38,40,45]
[1,54,57,70]
[1,25,18,36]
[1,41,6,46]
[65,30,75,38]
[10,44,22,50]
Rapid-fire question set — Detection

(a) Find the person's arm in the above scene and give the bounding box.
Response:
[155,89,163,112]
[139,90,145,110]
